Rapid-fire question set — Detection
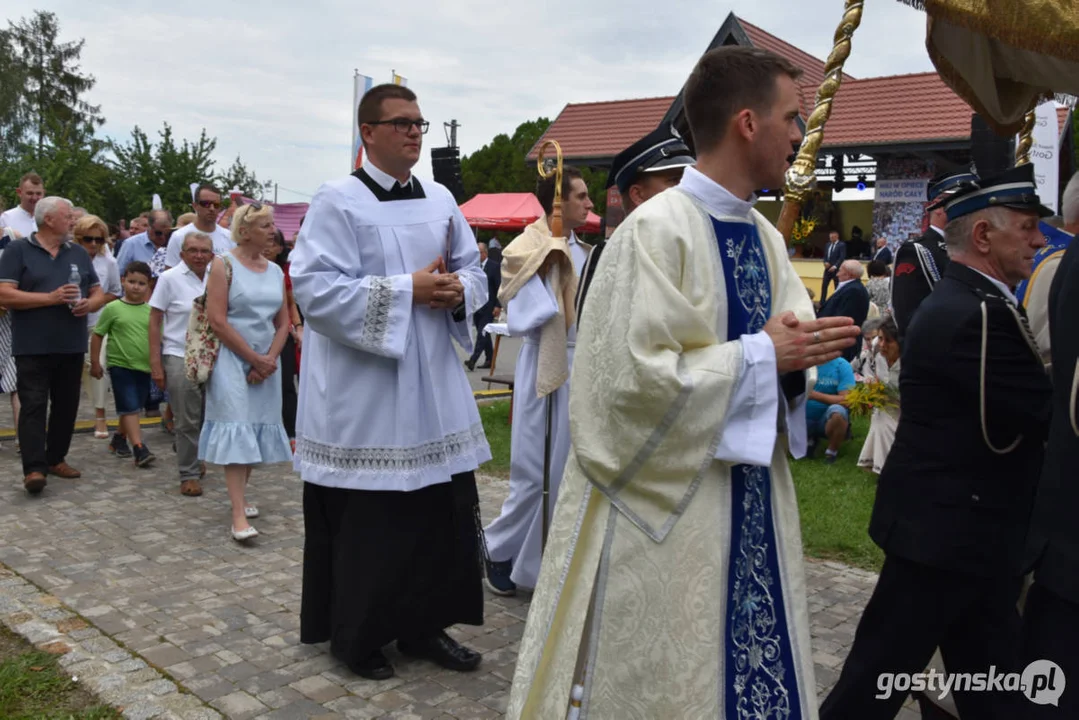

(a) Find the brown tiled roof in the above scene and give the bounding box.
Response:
[526,16,1073,162]
[526,96,674,161]
[820,72,974,148]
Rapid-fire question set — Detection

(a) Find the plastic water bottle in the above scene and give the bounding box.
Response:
[67,264,82,309]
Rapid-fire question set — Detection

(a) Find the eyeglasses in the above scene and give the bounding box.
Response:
[197,200,221,210]
[80,236,107,244]
[151,229,167,237]
[367,118,430,134]
[184,248,214,255]
[245,201,264,212]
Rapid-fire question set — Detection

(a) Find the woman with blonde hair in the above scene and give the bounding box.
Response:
[74,215,122,440]
[199,202,292,541]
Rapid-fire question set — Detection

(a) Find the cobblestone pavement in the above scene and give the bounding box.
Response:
[0,422,919,719]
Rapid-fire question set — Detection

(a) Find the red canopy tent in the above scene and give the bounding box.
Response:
[459,193,602,234]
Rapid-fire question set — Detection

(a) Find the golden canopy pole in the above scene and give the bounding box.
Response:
[534,139,563,551]
[536,140,564,237]
[778,0,864,242]
[1014,108,1038,166]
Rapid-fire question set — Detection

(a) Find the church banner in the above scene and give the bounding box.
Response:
[1026,100,1060,214]
[874,178,928,203]
[352,73,374,170]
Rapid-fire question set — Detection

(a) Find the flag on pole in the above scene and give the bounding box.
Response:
[392,72,407,87]
[352,73,374,170]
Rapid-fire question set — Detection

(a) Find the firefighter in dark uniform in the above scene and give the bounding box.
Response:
[821,164,1054,720]
[891,170,976,342]
[573,123,694,322]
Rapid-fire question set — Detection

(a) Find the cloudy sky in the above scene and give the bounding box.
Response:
[10,0,935,203]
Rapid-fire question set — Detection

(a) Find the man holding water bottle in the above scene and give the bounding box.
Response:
[0,196,105,494]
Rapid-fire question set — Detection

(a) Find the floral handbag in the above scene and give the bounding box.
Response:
[184,256,233,386]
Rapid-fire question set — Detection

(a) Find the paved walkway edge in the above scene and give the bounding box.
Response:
[0,562,221,720]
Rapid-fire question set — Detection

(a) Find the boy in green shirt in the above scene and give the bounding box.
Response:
[91,261,156,467]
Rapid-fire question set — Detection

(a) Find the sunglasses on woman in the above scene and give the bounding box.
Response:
[80,235,107,244]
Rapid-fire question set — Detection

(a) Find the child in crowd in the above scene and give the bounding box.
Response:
[91,261,156,467]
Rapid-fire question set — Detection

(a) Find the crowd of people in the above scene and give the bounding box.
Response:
[0,176,301,534]
[2,44,1079,720]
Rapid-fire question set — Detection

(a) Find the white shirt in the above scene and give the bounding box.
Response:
[970,266,1019,305]
[88,252,121,328]
[0,206,37,238]
[163,222,235,268]
[149,261,208,357]
[363,155,413,190]
[834,278,857,293]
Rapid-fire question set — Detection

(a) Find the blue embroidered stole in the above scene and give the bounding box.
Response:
[711,217,802,720]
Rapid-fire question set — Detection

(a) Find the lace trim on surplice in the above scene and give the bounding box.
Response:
[296,422,487,475]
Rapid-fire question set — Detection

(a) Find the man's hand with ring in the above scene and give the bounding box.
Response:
[763,312,861,373]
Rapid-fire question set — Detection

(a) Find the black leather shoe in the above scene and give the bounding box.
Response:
[348,650,394,680]
[398,631,481,672]
[476,362,491,370]
[465,359,476,372]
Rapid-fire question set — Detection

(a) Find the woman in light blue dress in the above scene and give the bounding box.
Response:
[200,202,292,541]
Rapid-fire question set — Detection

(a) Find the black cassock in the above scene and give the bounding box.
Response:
[822,262,1052,720]
[891,227,950,343]
[1023,234,1079,718]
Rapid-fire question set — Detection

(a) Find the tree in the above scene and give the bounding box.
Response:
[109,123,217,218]
[461,117,550,198]
[216,155,263,199]
[460,117,608,216]
[0,10,268,224]
[4,11,103,155]
[0,30,30,166]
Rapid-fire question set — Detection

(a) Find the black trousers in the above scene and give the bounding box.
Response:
[16,354,84,475]
[280,334,297,438]
[1021,582,1079,718]
[820,553,1024,720]
[468,311,493,365]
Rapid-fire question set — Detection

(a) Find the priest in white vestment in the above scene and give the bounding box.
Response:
[481,167,591,595]
[290,85,491,682]
[507,47,859,719]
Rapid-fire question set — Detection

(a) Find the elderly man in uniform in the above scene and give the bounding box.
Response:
[821,164,1054,720]
[574,123,695,322]
[890,170,975,342]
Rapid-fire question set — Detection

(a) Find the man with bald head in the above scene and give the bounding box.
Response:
[817,258,870,361]
[116,209,172,271]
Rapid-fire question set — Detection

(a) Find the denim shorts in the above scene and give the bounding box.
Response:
[809,404,851,439]
[108,366,151,416]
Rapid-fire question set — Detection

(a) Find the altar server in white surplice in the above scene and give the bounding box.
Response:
[507,47,859,720]
[481,167,592,596]
[289,84,492,683]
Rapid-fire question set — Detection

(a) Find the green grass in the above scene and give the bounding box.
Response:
[478,400,512,476]
[791,413,884,572]
[0,625,121,720]
[477,400,883,572]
